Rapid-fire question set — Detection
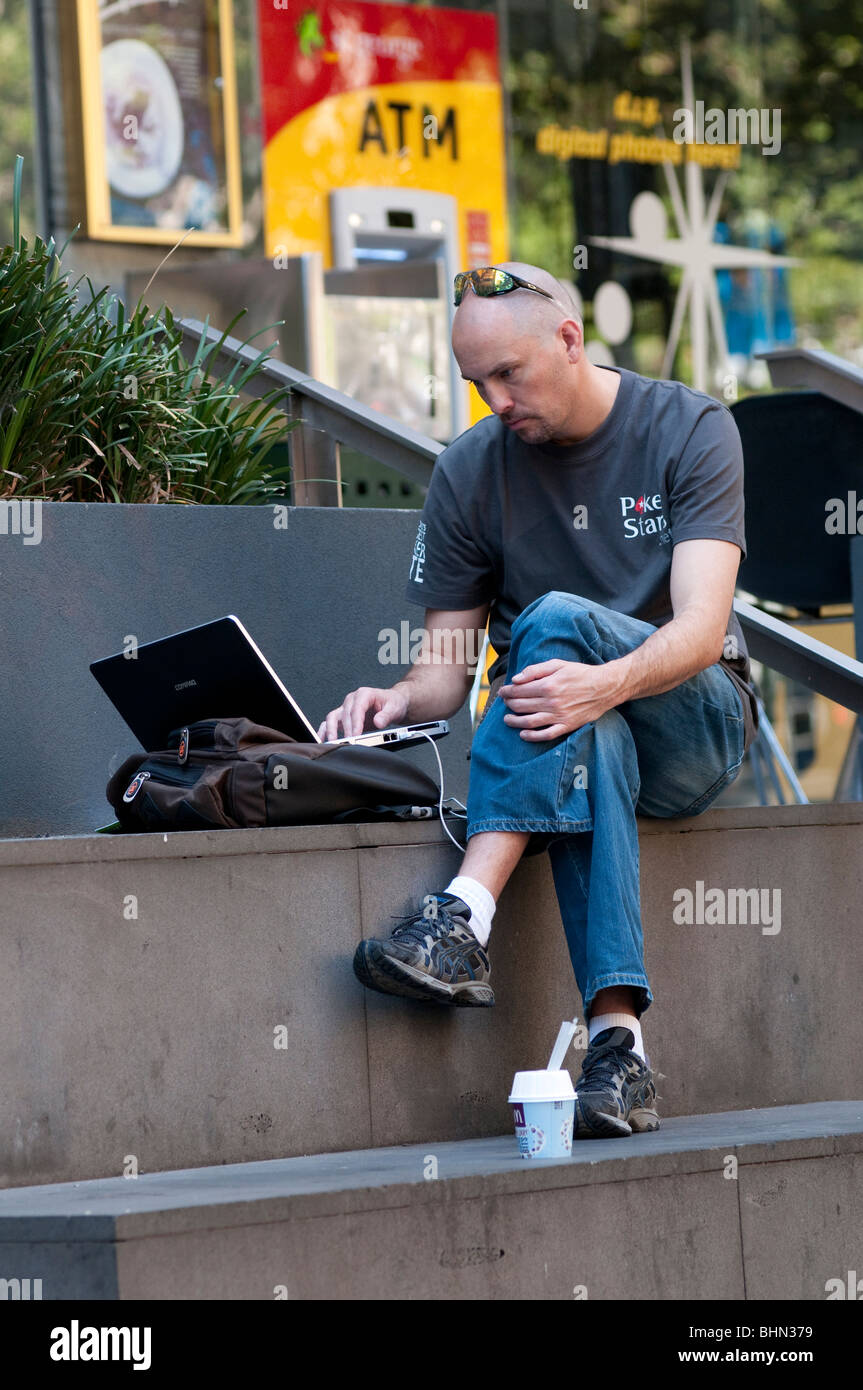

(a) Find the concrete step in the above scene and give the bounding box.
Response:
[0,1101,861,1300]
[2,804,863,1188]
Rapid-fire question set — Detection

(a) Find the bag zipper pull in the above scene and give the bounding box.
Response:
[123,769,151,803]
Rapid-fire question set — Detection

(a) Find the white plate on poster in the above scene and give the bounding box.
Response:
[101,39,185,200]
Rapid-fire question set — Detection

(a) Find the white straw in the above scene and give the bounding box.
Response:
[546,1017,579,1072]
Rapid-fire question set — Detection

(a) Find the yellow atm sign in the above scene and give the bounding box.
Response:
[257,0,508,270]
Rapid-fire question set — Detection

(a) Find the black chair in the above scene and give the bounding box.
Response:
[733,391,863,615]
[731,390,863,800]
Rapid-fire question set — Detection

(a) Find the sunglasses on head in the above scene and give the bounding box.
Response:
[453,267,557,307]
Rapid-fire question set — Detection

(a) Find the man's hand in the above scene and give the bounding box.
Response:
[317,686,409,742]
[317,603,489,739]
[499,659,622,741]
[499,539,742,742]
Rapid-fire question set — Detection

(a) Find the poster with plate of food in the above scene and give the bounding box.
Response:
[76,0,243,245]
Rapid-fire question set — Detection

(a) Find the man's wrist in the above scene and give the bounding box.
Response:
[594,654,634,709]
[390,676,413,721]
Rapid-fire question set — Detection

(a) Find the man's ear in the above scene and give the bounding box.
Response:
[561,319,583,362]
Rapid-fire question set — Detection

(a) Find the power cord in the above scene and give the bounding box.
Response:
[416,731,468,851]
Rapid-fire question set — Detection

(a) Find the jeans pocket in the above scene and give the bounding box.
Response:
[634,694,746,819]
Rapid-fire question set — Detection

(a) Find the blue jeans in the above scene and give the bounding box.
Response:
[466,591,746,1019]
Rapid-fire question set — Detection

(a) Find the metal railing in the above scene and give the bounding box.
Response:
[179,319,863,800]
[734,598,863,716]
[179,318,440,507]
[734,599,863,800]
[756,346,863,417]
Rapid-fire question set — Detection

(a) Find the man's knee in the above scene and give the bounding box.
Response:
[512,590,594,634]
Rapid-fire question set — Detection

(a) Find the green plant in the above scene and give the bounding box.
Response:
[0,156,293,503]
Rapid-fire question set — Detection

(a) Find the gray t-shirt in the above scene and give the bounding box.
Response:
[403,365,758,750]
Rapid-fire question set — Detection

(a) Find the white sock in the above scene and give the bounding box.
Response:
[589,1011,646,1064]
[444,875,496,947]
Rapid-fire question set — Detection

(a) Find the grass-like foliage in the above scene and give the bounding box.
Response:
[0,157,290,503]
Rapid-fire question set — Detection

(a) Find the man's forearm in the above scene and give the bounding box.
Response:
[600,610,725,709]
[391,660,473,722]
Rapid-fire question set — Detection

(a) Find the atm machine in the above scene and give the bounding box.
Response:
[324,186,467,442]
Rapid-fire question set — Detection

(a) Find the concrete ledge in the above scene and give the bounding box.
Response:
[0,1102,860,1299]
[2,806,863,1187]
[6,797,863,867]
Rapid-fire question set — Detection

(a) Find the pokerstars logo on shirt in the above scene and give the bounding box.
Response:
[620,492,669,538]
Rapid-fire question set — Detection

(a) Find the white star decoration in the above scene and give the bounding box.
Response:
[588,38,799,392]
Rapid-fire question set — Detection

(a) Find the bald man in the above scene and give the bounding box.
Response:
[319,261,757,1138]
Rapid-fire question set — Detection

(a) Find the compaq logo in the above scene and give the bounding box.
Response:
[174,679,197,691]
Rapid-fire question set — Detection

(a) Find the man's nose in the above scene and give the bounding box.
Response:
[484,386,514,416]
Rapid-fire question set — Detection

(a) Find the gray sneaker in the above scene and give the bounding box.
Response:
[573,1027,661,1138]
[353,892,494,1006]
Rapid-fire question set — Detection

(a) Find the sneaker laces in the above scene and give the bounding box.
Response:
[388,902,464,947]
[579,1039,639,1090]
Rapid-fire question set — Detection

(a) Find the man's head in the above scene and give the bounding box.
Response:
[451,261,587,445]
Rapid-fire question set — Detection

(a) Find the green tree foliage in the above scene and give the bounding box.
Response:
[503,0,863,351]
[507,0,863,251]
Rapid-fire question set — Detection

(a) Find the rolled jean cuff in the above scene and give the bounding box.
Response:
[467,815,592,835]
[584,973,653,1019]
[467,816,592,858]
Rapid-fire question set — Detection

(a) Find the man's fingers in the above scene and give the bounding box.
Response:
[502,674,557,697]
[511,659,564,682]
[520,723,569,741]
[320,709,344,741]
[320,696,358,740]
[504,709,556,726]
[346,689,387,736]
[501,694,549,711]
[501,684,549,704]
[319,688,404,741]
[342,695,366,737]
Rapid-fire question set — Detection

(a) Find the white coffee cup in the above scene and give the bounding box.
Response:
[508,1069,575,1158]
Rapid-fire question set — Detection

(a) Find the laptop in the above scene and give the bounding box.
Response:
[90,615,449,752]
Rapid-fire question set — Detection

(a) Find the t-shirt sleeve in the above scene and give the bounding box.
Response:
[403,460,496,610]
[668,403,747,558]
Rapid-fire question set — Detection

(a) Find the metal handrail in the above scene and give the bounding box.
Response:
[735,598,863,801]
[756,347,863,418]
[735,598,863,716]
[178,317,440,504]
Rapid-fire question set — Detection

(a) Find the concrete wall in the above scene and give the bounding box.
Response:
[1,803,862,1189]
[0,503,471,836]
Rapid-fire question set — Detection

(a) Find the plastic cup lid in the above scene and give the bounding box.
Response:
[508,1069,575,1103]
